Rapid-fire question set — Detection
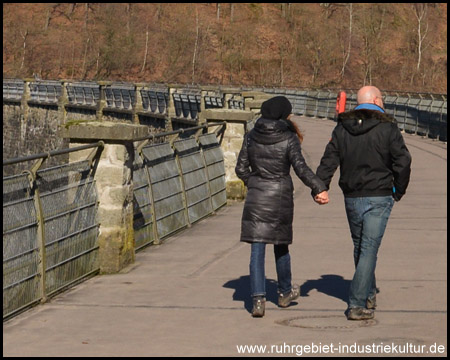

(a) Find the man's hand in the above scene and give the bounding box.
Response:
[314,191,329,205]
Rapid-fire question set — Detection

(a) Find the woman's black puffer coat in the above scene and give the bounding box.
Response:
[235,117,327,245]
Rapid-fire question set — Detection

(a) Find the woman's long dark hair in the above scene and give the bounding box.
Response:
[285,119,304,144]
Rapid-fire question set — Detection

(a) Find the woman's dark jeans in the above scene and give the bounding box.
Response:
[250,242,292,298]
[344,196,394,308]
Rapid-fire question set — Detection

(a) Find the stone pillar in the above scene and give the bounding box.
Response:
[95,142,135,273]
[199,87,209,125]
[202,108,257,200]
[166,85,178,131]
[222,121,247,199]
[21,79,32,141]
[61,122,151,274]
[97,81,110,122]
[133,83,144,125]
[59,80,69,126]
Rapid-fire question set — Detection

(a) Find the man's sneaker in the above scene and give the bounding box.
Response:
[278,285,300,308]
[251,296,265,317]
[346,307,374,320]
[366,295,377,310]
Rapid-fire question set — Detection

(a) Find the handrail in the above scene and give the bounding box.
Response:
[3,79,447,98]
[3,123,227,166]
[3,141,105,166]
[132,122,226,143]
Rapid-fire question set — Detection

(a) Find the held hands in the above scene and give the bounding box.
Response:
[314,191,329,205]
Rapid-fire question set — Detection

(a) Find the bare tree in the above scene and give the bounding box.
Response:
[413,3,429,72]
[320,3,338,19]
[44,4,61,31]
[95,48,100,78]
[340,3,353,80]
[84,3,89,29]
[358,4,386,85]
[126,3,132,36]
[20,29,28,71]
[81,37,90,79]
[279,38,292,86]
[70,40,75,79]
[155,4,163,21]
[141,23,149,73]
[192,8,200,83]
[67,3,76,19]
[281,3,291,19]
[44,6,52,31]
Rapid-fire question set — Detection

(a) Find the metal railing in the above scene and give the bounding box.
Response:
[132,122,227,250]
[4,79,445,141]
[3,142,104,320]
[3,121,228,319]
[256,87,447,142]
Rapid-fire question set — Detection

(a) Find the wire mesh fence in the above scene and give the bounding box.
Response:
[3,123,227,319]
[3,144,102,320]
[132,123,227,250]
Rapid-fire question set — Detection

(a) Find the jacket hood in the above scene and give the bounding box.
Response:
[338,109,396,136]
[249,117,291,145]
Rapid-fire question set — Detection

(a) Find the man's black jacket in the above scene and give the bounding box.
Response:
[316,109,412,201]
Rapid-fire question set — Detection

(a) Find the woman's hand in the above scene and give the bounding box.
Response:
[314,191,329,205]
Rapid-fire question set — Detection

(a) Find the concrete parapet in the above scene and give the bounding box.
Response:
[203,109,254,122]
[60,121,151,141]
[242,91,272,113]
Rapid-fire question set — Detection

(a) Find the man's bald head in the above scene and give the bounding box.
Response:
[357,86,384,108]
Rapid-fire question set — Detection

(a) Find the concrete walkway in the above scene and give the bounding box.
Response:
[3,117,447,357]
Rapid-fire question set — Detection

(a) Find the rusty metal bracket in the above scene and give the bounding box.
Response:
[86,140,105,168]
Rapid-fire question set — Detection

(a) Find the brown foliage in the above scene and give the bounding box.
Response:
[3,3,447,93]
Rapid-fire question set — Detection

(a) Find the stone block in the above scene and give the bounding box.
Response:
[97,186,131,209]
[203,109,254,121]
[95,163,125,187]
[223,150,237,162]
[60,121,151,141]
[103,144,128,164]
[98,226,135,274]
[97,205,127,229]
[225,122,246,136]
[226,180,247,200]
[229,138,244,152]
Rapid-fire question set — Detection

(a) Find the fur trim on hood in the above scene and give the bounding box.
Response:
[338,109,396,135]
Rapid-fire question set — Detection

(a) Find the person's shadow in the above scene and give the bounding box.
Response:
[300,274,351,304]
[224,274,354,312]
[223,276,290,313]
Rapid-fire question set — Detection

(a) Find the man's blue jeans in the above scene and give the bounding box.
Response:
[344,196,394,308]
[250,242,292,298]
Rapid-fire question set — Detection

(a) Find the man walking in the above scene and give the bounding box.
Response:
[316,86,412,320]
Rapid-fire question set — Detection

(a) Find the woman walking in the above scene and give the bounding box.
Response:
[235,96,328,317]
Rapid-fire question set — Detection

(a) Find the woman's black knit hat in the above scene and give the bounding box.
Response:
[261,96,293,120]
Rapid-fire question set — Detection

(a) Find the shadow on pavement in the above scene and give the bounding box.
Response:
[223,276,281,313]
[224,274,353,312]
[300,274,351,305]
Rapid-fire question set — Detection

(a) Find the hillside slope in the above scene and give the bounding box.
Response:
[3,3,447,93]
